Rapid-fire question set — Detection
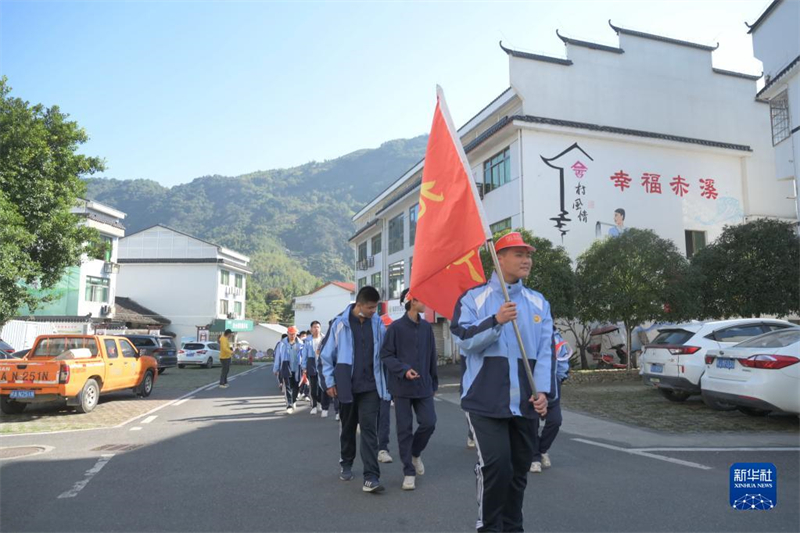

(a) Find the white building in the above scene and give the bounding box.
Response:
[18,198,126,321]
[116,225,253,341]
[748,0,800,221]
[293,282,355,331]
[237,323,288,354]
[350,21,797,349]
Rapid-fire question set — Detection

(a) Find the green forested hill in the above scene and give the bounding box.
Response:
[84,135,427,321]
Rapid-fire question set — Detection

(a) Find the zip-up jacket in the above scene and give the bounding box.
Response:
[302,337,321,376]
[380,313,439,398]
[451,273,553,419]
[320,305,390,403]
[273,338,303,381]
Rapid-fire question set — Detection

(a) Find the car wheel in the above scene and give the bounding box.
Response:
[0,396,27,415]
[702,394,738,411]
[658,388,691,402]
[737,406,771,417]
[76,379,100,414]
[138,370,154,397]
[205,357,213,369]
[158,368,166,375]
[178,364,185,369]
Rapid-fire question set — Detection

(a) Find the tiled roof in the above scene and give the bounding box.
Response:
[308,282,356,296]
[556,30,624,54]
[499,41,572,66]
[608,20,718,51]
[712,68,762,81]
[463,116,514,153]
[746,0,782,34]
[757,54,800,98]
[114,297,171,325]
[118,257,253,273]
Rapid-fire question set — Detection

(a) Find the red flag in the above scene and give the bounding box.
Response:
[409,87,491,320]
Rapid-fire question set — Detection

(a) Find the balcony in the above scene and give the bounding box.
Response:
[356,256,375,271]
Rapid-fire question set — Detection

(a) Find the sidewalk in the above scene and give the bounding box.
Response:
[436,363,799,449]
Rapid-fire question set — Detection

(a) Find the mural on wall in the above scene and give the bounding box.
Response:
[693,196,744,227]
[541,143,594,238]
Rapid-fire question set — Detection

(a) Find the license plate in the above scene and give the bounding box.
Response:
[651,363,663,373]
[717,358,735,370]
[10,390,34,399]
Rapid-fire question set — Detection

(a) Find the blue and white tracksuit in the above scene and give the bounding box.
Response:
[272,338,303,382]
[534,330,570,463]
[450,273,554,532]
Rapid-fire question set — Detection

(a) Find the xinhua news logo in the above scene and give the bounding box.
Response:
[730,463,777,510]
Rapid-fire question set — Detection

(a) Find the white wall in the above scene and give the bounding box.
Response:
[294,285,354,331]
[236,324,286,353]
[119,226,218,260]
[751,1,800,79]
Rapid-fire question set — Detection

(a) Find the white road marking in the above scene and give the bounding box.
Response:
[141,416,157,424]
[57,454,114,499]
[573,438,713,470]
[634,447,800,452]
[174,397,193,406]
[129,427,143,431]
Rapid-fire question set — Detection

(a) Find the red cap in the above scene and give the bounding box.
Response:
[287,326,298,334]
[495,232,536,253]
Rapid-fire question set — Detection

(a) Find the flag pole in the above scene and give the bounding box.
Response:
[487,239,538,399]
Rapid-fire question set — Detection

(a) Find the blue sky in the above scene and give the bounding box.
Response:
[1,0,772,187]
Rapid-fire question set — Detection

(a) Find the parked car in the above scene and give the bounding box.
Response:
[0,334,158,414]
[178,341,221,369]
[702,327,800,416]
[0,340,15,358]
[124,335,178,374]
[11,350,28,359]
[639,319,795,402]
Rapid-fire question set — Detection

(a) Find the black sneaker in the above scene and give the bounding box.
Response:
[362,480,385,493]
[339,467,354,481]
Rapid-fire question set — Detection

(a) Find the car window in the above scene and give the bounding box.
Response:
[160,339,176,349]
[737,329,800,349]
[0,341,14,351]
[129,337,156,347]
[120,339,138,358]
[33,337,98,357]
[184,343,204,350]
[209,343,220,350]
[714,324,767,343]
[764,323,793,332]
[651,329,694,345]
[104,339,119,359]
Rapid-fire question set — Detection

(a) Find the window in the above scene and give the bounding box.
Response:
[684,230,706,258]
[159,339,176,349]
[84,276,109,303]
[409,204,419,246]
[490,218,512,235]
[101,235,113,262]
[235,273,243,289]
[209,343,220,351]
[713,324,767,343]
[104,339,118,359]
[651,329,695,345]
[389,214,404,254]
[220,270,230,285]
[32,337,98,357]
[483,148,511,193]
[357,277,367,290]
[738,328,800,348]
[120,339,137,358]
[388,260,405,300]
[235,301,243,318]
[358,241,368,262]
[371,233,382,256]
[220,299,229,315]
[770,91,791,146]
[129,338,156,348]
[371,272,382,291]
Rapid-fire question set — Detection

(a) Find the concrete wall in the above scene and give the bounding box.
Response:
[294,285,353,331]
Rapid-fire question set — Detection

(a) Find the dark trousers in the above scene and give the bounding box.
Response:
[466,413,536,533]
[395,396,437,476]
[533,398,562,461]
[283,376,299,408]
[378,399,391,451]
[339,390,381,482]
[308,374,320,408]
[219,358,231,385]
[320,389,340,413]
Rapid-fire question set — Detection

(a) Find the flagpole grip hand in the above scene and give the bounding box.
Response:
[530,393,548,417]
[495,302,517,325]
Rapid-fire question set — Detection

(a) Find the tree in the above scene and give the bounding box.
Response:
[0,78,105,325]
[691,219,800,319]
[576,228,697,368]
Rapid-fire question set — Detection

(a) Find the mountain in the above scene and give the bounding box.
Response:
[83,135,428,320]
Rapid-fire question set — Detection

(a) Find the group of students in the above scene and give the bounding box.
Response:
[269,231,571,532]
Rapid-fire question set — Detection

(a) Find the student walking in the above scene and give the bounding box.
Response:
[273,326,304,414]
[531,329,570,473]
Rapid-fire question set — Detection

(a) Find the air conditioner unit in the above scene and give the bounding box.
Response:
[100,305,111,316]
[103,262,120,274]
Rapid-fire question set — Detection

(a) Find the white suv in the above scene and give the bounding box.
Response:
[640,319,795,402]
[178,341,221,369]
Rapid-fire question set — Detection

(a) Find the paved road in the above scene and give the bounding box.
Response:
[1,366,798,532]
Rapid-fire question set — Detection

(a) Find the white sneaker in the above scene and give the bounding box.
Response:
[335,413,340,421]
[530,461,542,473]
[377,450,393,463]
[321,410,329,418]
[402,475,415,490]
[467,437,476,449]
[286,407,294,414]
[310,407,317,415]
[541,453,551,468]
[292,402,297,410]
[412,455,425,475]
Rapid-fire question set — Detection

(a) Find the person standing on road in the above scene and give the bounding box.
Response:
[274,326,304,414]
[530,328,570,473]
[451,232,552,532]
[219,329,234,388]
[317,319,340,420]
[303,321,325,415]
[321,286,390,494]
[380,288,438,491]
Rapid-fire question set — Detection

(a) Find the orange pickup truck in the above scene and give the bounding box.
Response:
[0,335,158,415]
